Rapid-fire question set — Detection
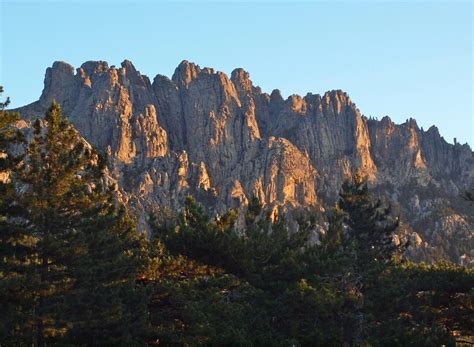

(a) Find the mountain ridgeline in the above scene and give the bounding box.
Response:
[16,60,474,264]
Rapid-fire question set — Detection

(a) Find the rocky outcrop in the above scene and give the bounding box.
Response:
[15,59,474,264]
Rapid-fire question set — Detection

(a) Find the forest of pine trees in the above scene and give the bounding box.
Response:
[1,87,473,346]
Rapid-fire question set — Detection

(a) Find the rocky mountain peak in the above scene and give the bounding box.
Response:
[230,68,253,94]
[13,59,474,264]
[120,59,136,71]
[270,89,284,103]
[80,60,110,76]
[172,60,201,87]
[51,60,75,74]
[39,61,78,109]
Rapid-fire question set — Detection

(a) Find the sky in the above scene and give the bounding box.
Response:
[1,0,472,145]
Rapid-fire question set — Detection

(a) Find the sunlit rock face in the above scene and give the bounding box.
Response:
[16,60,474,264]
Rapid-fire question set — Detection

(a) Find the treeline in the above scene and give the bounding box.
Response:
[1,92,473,346]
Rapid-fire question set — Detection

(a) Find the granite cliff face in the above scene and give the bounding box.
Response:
[16,60,474,264]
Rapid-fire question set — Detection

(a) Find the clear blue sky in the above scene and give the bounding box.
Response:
[1,0,472,145]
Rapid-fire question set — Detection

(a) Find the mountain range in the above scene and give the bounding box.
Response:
[15,59,473,265]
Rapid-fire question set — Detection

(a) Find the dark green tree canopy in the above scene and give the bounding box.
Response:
[338,174,402,270]
[0,101,149,346]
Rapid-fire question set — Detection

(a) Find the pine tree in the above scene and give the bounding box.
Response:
[0,101,148,345]
[336,174,402,345]
[64,213,149,345]
[367,261,474,346]
[156,195,313,292]
[0,86,10,110]
[0,87,35,343]
[152,196,342,344]
[0,85,23,182]
[320,206,345,254]
[338,174,401,273]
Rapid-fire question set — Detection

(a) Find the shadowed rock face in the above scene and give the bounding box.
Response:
[16,60,474,264]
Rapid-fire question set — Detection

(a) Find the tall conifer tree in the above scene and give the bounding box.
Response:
[336,174,402,345]
[0,87,35,343]
[0,101,148,345]
[338,174,401,273]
